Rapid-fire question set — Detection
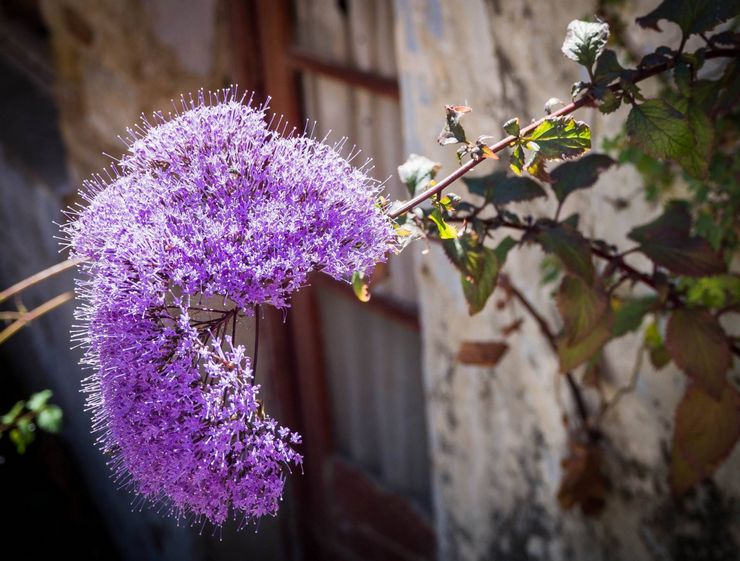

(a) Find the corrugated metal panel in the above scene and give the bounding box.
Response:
[317,287,430,509]
[296,0,418,305]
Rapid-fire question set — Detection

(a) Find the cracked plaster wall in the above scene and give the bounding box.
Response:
[392,1,740,560]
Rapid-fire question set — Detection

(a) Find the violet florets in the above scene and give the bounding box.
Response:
[63,88,394,526]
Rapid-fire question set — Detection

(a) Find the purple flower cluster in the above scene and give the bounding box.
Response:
[64,89,394,525]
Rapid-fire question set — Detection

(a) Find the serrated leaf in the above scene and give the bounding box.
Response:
[443,234,480,277]
[438,104,471,146]
[525,152,552,183]
[666,308,731,398]
[670,383,740,495]
[524,116,591,161]
[429,208,458,240]
[673,97,714,179]
[503,117,520,137]
[562,20,610,69]
[628,201,726,276]
[398,154,441,197]
[463,171,547,206]
[626,99,691,161]
[598,89,622,114]
[448,237,515,315]
[557,276,609,344]
[636,0,739,37]
[457,341,509,366]
[351,271,371,302]
[535,223,594,283]
[558,319,613,372]
[593,49,625,85]
[37,405,63,433]
[612,296,657,337]
[510,144,525,175]
[550,154,615,204]
[27,389,53,412]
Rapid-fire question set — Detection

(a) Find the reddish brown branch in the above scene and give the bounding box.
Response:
[389,47,739,220]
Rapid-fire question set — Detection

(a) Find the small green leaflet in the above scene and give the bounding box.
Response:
[561,20,610,69]
[429,208,458,240]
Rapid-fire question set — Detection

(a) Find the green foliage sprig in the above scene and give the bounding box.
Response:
[385,0,740,513]
[0,390,62,454]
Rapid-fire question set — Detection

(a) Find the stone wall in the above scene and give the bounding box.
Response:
[393,1,740,559]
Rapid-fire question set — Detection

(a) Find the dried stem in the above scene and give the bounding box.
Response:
[0,291,75,345]
[598,345,645,423]
[0,258,82,305]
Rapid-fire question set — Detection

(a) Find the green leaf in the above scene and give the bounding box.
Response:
[666,308,731,398]
[626,99,691,161]
[510,144,525,175]
[37,405,63,433]
[351,271,371,303]
[10,418,35,454]
[524,116,591,161]
[27,390,53,412]
[429,208,458,240]
[674,61,693,96]
[550,154,615,204]
[447,236,515,315]
[2,401,25,425]
[525,152,552,183]
[628,201,726,276]
[493,236,517,264]
[636,0,739,37]
[461,247,500,315]
[561,20,610,69]
[557,276,610,344]
[443,234,480,277]
[503,117,520,137]
[593,49,625,85]
[670,383,740,495]
[556,276,613,371]
[438,104,471,146]
[558,320,613,372]
[673,97,714,179]
[644,321,671,370]
[683,275,740,309]
[463,171,547,206]
[598,89,622,114]
[535,223,594,283]
[397,154,441,197]
[612,296,657,337]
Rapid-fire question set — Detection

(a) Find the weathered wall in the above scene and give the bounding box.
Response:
[393,1,740,560]
[39,0,230,184]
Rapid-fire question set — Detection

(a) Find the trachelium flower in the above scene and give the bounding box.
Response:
[63,88,395,526]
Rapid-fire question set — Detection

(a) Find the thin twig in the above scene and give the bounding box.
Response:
[500,275,593,434]
[598,346,645,423]
[0,291,75,345]
[0,259,82,305]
